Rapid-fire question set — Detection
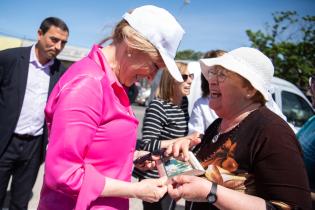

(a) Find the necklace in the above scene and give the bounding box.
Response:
[211,132,221,143]
[211,123,222,143]
[211,107,259,144]
[211,121,240,143]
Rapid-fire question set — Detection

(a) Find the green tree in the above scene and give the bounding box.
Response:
[175,49,203,61]
[246,11,315,92]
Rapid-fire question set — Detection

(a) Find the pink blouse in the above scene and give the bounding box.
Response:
[38,45,139,210]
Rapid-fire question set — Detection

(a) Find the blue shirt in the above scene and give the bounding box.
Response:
[297,115,315,191]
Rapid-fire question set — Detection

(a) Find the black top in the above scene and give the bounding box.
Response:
[188,106,311,210]
[133,97,189,178]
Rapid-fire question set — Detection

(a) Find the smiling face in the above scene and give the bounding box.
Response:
[36,25,68,64]
[175,69,193,98]
[208,65,256,118]
[157,62,192,102]
[117,49,164,87]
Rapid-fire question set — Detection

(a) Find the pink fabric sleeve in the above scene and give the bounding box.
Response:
[44,76,105,210]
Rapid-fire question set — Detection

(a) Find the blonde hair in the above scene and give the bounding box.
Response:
[99,19,162,65]
[157,62,188,101]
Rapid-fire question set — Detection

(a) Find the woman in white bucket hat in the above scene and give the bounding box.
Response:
[167,47,311,209]
[38,5,200,210]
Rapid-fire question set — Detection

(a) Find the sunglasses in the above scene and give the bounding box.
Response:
[182,73,194,81]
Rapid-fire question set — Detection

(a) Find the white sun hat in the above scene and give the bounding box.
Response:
[123,5,185,82]
[199,47,274,101]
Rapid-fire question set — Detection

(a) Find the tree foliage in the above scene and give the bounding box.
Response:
[246,11,315,92]
[175,49,203,61]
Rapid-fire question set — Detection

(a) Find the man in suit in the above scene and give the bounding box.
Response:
[0,17,69,210]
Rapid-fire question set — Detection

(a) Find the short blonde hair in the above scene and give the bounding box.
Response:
[157,62,188,101]
[100,20,162,65]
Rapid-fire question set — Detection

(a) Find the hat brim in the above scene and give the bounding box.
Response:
[200,55,270,101]
[159,50,183,82]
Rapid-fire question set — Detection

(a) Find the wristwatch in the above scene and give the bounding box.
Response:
[206,182,217,204]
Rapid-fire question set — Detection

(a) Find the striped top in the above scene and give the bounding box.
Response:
[133,97,189,178]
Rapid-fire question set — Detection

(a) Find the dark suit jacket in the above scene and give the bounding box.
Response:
[0,46,67,162]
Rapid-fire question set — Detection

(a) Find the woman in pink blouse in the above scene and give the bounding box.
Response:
[38,5,198,210]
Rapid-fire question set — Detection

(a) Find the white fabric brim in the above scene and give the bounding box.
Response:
[159,50,183,82]
[123,9,184,83]
[200,54,270,101]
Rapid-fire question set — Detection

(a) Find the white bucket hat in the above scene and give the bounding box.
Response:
[123,5,185,82]
[200,47,274,101]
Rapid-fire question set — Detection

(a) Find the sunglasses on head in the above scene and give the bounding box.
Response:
[181,73,194,81]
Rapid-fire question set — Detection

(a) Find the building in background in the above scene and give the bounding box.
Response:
[0,34,153,105]
[0,35,89,67]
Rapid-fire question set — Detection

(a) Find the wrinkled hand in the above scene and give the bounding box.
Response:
[165,132,201,161]
[133,177,168,202]
[133,150,160,171]
[167,175,212,202]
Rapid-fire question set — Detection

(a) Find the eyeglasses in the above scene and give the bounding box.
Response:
[182,73,194,81]
[208,67,229,83]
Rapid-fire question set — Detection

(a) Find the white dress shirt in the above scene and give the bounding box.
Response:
[188,96,218,134]
[187,61,202,114]
[15,45,53,136]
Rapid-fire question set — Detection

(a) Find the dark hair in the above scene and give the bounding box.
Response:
[203,50,226,59]
[201,50,226,97]
[201,74,209,98]
[40,17,69,34]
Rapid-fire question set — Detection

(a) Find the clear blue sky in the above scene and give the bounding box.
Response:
[0,0,314,52]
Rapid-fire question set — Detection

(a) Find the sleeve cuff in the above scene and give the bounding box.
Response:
[74,164,105,210]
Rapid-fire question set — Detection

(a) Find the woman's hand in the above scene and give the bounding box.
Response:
[167,175,211,202]
[133,150,160,171]
[165,132,201,161]
[133,177,168,202]
[168,175,267,210]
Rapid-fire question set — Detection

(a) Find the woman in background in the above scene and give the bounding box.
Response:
[297,73,315,208]
[134,62,195,210]
[189,50,226,135]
